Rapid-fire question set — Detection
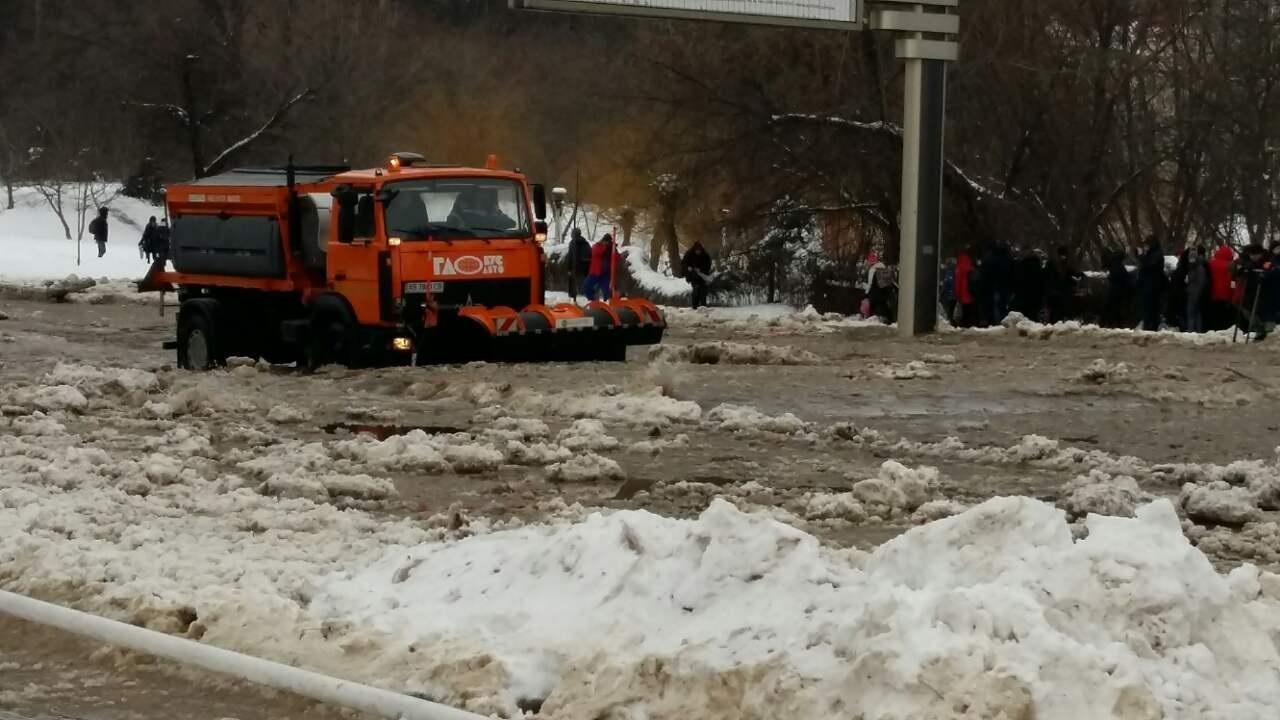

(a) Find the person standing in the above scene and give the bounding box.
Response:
[1208,245,1236,330]
[940,257,957,324]
[1044,246,1080,323]
[1137,235,1167,331]
[567,228,591,300]
[583,233,615,301]
[154,218,172,265]
[681,240,713,309]
[985,242,1014,323]
[139,216,158,263]
[1012,248,1044,320]
[1103,249,1133,328]
[1185,246,1209,333]
[954,247,977,327]
[1236,244,1269,338]
[89,207,109,258]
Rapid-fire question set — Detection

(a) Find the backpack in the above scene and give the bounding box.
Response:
[874,264,893,288]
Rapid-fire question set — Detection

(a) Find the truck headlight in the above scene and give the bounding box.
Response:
[392,337,412,352]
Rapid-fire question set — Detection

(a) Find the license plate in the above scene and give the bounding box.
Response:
[404,281,445,294]
[556,317,596,330]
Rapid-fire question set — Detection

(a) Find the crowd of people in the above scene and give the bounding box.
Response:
[941,237,1280,337]
[81,207,171,264]
[565,229,715,308]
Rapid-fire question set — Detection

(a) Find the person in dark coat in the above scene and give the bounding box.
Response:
[88,207,109,258]
[139,216,158,262]
[1166,249,1189,330]
[1103,249,1133,328]
[1044,246,1081,323]
[984,242,1014,323]
[567,228,591,299]
[1011,248,1044,320]
[1236,244,1269,338]
[1137,235,1168,331]
[1185,246,1210,333]
[154,218,171,265]
[681,240,713,309]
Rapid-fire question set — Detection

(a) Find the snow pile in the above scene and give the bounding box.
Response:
[555,419,620,452]
[874,360,938,380]
[547,452,625,483]
[1180,482,1263,526]
[800,461,940,522]
[307,497,1280,718]
[997,311,1242,347]
[622,245,692,298]
[266,404,311,424]
[1076,358,1131,384]
[705,403,813,435]
[44,362,159,396]
[648,341,822,366]
[1061,471,1153,518]
[7,384,89,412]
[261,471,398,502]
[661,304,882,336]
[490,387,702,428]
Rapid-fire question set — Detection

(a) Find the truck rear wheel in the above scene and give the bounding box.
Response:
[178,313,221,371]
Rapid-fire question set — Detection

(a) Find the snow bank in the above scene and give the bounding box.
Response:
[308,497,1280,718]
[1180,482,1262,526]
[648,341,822,366]
[0,185,159,282]
[995,311,1244,347]
[547,452,625,483]
[489,387,702,428]
[622,245,691,298]
[662,304,883,336]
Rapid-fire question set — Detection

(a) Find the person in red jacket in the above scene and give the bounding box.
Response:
[583,233,615,301]
[1208,245,1235,330]
[954,247,977,327]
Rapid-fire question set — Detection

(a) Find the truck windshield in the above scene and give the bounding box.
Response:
[383,178,530,240]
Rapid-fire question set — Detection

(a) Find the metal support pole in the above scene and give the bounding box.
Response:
[0,590,485,720]
[896,57,948,336]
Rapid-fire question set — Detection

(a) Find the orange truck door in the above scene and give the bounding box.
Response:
[328,189,390,325]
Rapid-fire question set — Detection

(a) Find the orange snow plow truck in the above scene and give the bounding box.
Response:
[140,153,665,369]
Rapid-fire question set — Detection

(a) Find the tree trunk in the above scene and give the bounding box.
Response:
[4,179,13,210]
[181,58,206,179]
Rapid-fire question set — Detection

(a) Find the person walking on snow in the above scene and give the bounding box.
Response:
[1185,246,1209,333]
[139,216,158,263]
[583,233,615,301]
[567,228,591,300]
[89,207,109,258]
[682,240,713,309]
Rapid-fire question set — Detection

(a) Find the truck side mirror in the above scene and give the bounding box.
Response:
[531,184,547,222]
[332,187,356,244]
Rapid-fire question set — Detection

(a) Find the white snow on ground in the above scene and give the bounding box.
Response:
[648,340,822,365]
[705,403,813,436]
[987,311,1251,347]
[0,185,159,282]
[305,497,1280,719]
[799,461,940,523]
[1061,471,1152,518]
[874,360,938,380]
[1180,482,1262,526]
[622,245,692,298]
[662,304,884,335]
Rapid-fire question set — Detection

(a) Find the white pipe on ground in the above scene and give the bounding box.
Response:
[0,589,486,720]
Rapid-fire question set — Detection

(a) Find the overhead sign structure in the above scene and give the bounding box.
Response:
[512,0,861,30]
[514,0,958,337]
